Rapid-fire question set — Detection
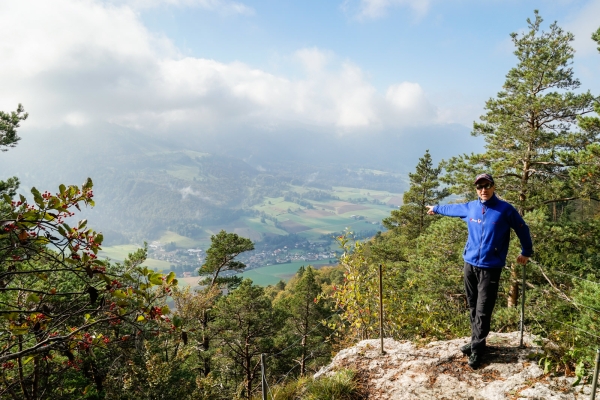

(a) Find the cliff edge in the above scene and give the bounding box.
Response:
[315,332,595,399]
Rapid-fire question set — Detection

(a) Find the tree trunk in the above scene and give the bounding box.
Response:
[245,353,252,400]
[300,335,306,376]
[201,310,210,376]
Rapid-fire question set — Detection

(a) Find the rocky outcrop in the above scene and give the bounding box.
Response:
[315,332,596,399]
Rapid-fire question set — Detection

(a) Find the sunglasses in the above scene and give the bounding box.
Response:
[475,183,493,190]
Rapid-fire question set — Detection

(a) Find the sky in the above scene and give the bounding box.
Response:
[0,0,599,159]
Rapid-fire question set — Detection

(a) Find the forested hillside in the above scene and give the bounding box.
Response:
[0,124,408,244]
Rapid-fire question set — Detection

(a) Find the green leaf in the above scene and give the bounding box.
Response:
[160,305,170,315]
[149,273,164,285]
[166,271,176,284]
[173,315,182,328]
[112,290,127,299]
[543,358,552,374]
[59,184,66,193]
[31,187,44,206]
[26,293,41,304]
[83,384,93,395]
[4,312,19,321]
[572,361,585,386]
[9,323,29,335]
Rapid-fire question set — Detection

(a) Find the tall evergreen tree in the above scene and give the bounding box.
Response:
[382,150,449,239]
[276,266,332,376]
[571,26,600,201]
[196,230,254,377]
[444,11,597,213]
[212,280,285,399]
[443,12,598,306]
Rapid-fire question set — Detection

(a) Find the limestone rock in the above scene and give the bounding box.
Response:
[315,332,593,399]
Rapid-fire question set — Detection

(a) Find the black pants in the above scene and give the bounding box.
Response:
[464,262,503,351]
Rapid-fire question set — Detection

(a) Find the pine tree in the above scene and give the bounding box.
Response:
[199,230,254,288]
[444,11,597,214]
[382,150,449,239]
[443,12,598,307]
[212,280,285,399]
[276,266,332,376]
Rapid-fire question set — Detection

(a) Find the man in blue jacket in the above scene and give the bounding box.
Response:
[426,173,533,369]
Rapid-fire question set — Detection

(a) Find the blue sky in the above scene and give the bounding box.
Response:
[0,0,599,144]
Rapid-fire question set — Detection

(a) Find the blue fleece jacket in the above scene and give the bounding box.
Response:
[433,194,533,268]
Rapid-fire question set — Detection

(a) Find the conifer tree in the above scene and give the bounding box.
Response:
[196,230,254,377]
[276,266,332,376]
[444,11,597,214]
[443,12,598,307]
[199,230,254,288]
[383,150,449,239]
[571,27,600,200]
[212,280,285,399]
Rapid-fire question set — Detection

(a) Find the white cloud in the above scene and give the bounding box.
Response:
[342,0,430,20]
[0,0,441,137]
[106,0,255,14]
[294,48,333,73]
[384,82,438,125]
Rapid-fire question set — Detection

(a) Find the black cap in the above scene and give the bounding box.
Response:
[474,173,494,185]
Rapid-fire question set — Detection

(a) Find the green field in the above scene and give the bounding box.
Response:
[159,231,204,248]
[237,260,332,286]
[99,244,172,270]
[248,189,395,242]
[174,261,332,288]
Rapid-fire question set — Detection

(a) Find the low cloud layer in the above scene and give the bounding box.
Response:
[0,0,445,139]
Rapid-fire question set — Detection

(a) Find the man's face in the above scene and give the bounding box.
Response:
[475,179,495,201]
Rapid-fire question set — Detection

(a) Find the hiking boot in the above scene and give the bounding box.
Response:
[460,343,471,356]
[468,350,482,370]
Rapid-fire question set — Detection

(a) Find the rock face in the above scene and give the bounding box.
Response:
[315,332,595,399]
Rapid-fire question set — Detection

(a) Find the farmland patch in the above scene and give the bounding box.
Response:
[387,196,403,206]
[337,204,369,214]
[301,209,335,218]
[280,220,311,233]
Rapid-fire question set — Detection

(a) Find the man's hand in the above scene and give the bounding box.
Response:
[426,205,435,215]
[516,255,529,265]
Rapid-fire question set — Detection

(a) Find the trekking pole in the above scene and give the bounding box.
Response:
[519,262,526,348]
[261,353,267,400]
[591,348,600,400]
[379,264,385,355]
